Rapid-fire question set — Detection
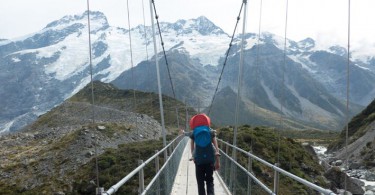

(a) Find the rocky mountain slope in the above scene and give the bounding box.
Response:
[213,39,362,130]
[1,11,374,132]
[327,98,375,168]
[112,48,219,109]
[114,41,363,130]
[0,81,190,194]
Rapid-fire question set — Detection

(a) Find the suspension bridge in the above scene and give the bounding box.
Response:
[97,134,336,195]
[81,0,353,194]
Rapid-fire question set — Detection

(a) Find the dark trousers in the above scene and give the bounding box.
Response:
[195,163,214,195]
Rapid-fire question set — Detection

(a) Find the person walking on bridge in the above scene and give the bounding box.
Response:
[184,113,221,195]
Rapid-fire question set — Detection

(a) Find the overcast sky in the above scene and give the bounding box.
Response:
[1,0,375,52]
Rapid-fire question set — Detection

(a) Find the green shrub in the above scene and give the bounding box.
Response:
[98,154,116,169]
[218,125,326,194]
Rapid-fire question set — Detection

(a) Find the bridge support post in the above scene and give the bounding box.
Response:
[273,163,280,194]
[164,146,170,194]
[247,150,252,195]
[96,187,104,195]
[175,107,180,129]
[155,150,160,195]
[168,145,172,160]
[230,148,237,195]
[185,102,188,130]
[225,144,229,185]
[138,160,144,194]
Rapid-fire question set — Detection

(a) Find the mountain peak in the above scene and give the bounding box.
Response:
[191,16,225,35]
[328,45,347,57]
[298,37,315,49]
[194,16,212,23]
[300,37,315,43]
[165,16,226,36]
[45,11,109,29]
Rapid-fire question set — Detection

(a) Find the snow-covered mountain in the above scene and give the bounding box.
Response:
[0,11,231,133]
[114,37,363,130]
[284,37,375,106]
[0,11,133,132]
[0,11,374,133]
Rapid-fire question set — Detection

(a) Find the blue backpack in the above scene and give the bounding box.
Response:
[193,126,215,165]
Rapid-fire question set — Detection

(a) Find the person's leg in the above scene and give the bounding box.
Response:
[205,164,215,195]
[196,164,206,195]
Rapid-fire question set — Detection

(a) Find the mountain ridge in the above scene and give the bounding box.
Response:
[0,10,374,132]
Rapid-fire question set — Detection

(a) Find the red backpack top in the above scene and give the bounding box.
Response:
[190,113,211,130]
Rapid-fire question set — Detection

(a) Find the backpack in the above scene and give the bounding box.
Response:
[193,125,215,165]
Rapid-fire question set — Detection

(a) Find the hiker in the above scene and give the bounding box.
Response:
[181,113,220,195]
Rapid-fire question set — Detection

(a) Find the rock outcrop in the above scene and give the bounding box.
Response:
[324,166,365,195]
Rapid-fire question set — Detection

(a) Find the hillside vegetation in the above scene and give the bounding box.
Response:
[0,81,333,194]
[280,129,338,145]
[0,81,190,194]
[0,125,329,194]
[327,98,375,168]
[218,126,329,194]
[70,81,195,130]
[0,132,176,194]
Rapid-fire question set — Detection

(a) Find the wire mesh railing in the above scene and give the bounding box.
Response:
[101,135,187,195]
[219,147,274,195]
[101,135,336,195]
[217,139,336,195]
[142,137,188,195]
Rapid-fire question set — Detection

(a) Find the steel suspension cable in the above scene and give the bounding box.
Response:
[142,0,149,61]
[126,0,141,160]
[150,0,180,143]
[207,3,244,116]
[86,0,101,190]
[277,0,289,167]
[234,0,247,150]
[272,2,289,193]
[344,0,351,192]
[254,0,263,112]
[230,1,248,193]
[149,0,167,160]
[247,2,263,193]
[150,0,176,99]
[141,0,156,122]
[126,0,137,122]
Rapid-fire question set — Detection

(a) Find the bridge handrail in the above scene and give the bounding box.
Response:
[141,136,188,194]
[218,139,336,195]
[220,147,275,194]
[102,134,184,195]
